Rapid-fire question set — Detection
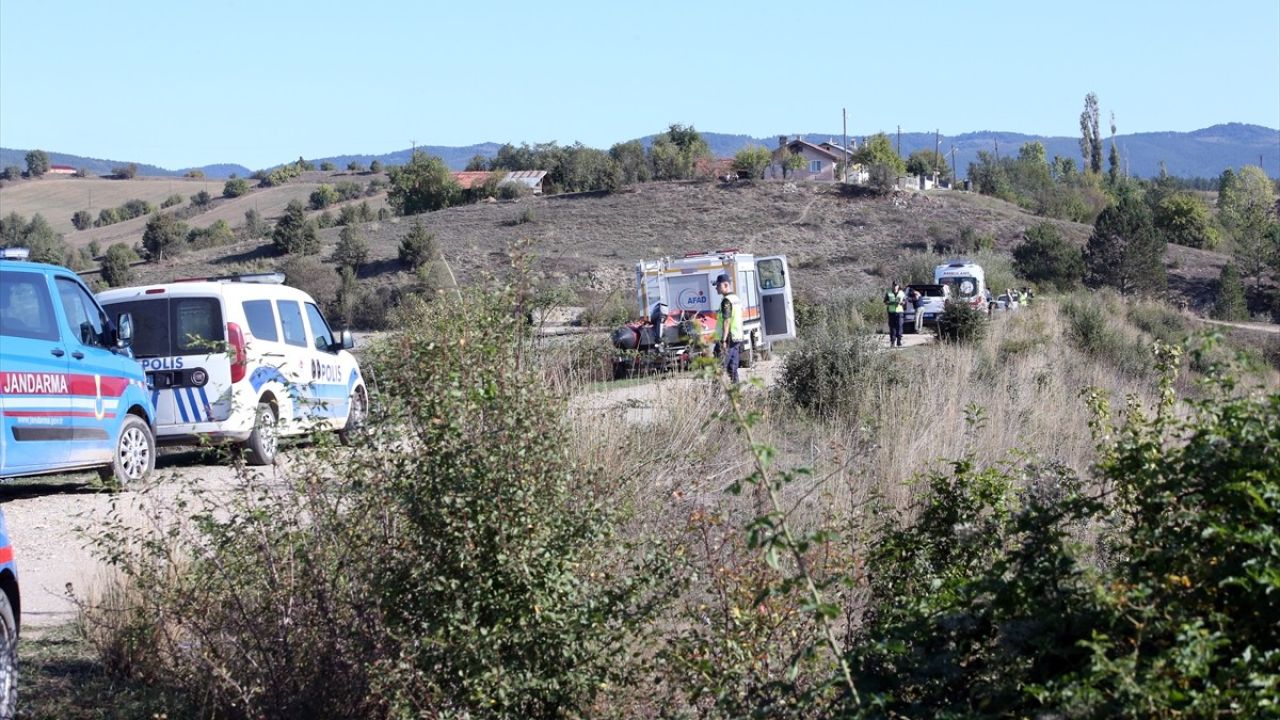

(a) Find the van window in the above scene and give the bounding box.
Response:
[304,303,333,351]
[0,269,59,341]
[104,297,223,357]
[55,277,108,347]
[242,300,278,342]
[277,300,308,348]
[757,259,785,290]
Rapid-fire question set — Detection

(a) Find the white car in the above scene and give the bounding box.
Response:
[904,283,950,333]
[98,273,367,465]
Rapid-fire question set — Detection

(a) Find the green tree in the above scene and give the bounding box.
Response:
[320,161,336,171]
[731,146,771,180]
[854,133,906,175]
[464,154,489,171]
[1079,92,1102,174]
[387,152,461,215]
[368,160,383,173]
[24,149,49,177]
[1084,190,1166,295]
[142,213,189,261]
[0,166,22,180]
[71,210,93,231]
[1107,112,1120,185]
[1013,222,1085,291]
[113,163,139,179]
[397,221,437,270]
[347,160,366,173]
[905,149,949,177]
[272,200,319,255]
[223,178,250,198]
[968,150,1012,199]
[334,224,369,272]
[100,243,139,287]
[609,140,651,185]
[648,124,711,181]
[1154,193,1218,249]
[309,184,339,210]
[187,219,236,249]
[1219,165,1279,291]
[96,208,120,227]
[184,169,205,179]
[1212,264,1248,320]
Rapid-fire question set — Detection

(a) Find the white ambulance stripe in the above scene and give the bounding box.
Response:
[1,397,120,410]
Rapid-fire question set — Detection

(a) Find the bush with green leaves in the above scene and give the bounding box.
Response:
[189,190,212,207]
[71,209,93,231]
[187,219,235,250]
[0,165,22,180]
[1061,293,1150,375]
[272,200,319,255]
[1013,222,1085,291]
[309,184,338,210]
[0,211,68,265]
[141,213,189,261]
[222,178,250,198]
[160,193,183,209]
[935,299,987,344]
[333,224,368,271]
[397,221,436,269]
[99,243,138,287]
[1213,264,1248,321]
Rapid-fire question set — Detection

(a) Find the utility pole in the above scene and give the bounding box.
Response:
[842,108,848,182]
[934,129,940,179]
[896,125,901,156]
[951,146,957,188]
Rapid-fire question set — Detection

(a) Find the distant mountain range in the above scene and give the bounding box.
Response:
[3,124,1275,180]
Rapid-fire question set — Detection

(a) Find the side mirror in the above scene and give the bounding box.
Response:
[335,329,355,351]
[117,312,134,348]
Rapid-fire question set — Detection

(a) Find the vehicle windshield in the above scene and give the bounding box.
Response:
[103,297,224,357]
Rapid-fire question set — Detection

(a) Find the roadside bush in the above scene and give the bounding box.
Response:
[189,190,212,207]
[866,162,898,195]
[935,300,987,344]
[71,210,93,231]
[160,193,183,209]
[780,295,897,416]
[279,255,340,308]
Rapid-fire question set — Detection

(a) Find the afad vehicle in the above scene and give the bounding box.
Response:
[610,250,796,377]
[0,248,155,484]
[933,259,988,311]
[97,273,366,466]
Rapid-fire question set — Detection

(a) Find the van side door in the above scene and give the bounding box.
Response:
[755,256,797,342]
[0,269,72,475]
[302,302,349,429]
[53,276,127,464]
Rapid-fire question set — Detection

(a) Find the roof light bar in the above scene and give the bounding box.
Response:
[0,247,31,261]
[174,272,287,284]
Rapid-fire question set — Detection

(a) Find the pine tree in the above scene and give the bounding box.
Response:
[1084,190,1166,296]
[1212,264,1248,321]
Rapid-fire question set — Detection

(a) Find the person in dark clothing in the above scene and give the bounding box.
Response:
[884,282,906,347]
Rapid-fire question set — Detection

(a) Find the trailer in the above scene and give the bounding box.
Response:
[610,250,796,378]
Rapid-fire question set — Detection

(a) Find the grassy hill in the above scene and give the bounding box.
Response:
[1,172,1242,319]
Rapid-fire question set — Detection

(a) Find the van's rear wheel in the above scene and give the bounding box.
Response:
[98,414,155,487]
[242,402,278,466]
[0,589,16,719]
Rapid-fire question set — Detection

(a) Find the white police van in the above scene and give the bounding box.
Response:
[0,248,155,484]
[98,273,366,465]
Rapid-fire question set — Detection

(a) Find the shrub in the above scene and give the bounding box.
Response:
[779,295,898,416]
[189,190,212,207]
[397,221,436,269]
[368,160,383,173]
[187,219,235,250]
[160,193,184,209]
[320,161,336,171]
[279,255,340,308]
[119,199,153,220]
[497,180,528,201]
[934,300,987,344]
[1061,294,1149,375]
[272,200,318,255]
[141,213,189,261]
[222,178,250,198]
[111,163,137,179]
[99,243,138,287]
[333,180,362,201]
[1212,264,1248,321]
[333,225,368,271]
[507,206,536,225]
[183,169,204,179]
[309,184,338,210]
[866,162,898,194]
[0,166,21,180]
[95,207,120,227]
[71,210,93,231]
[316,210,334,229]
[1013,222,1085,291]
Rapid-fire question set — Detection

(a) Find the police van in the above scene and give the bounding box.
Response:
[97,273,366,465]
[0,248,155,484]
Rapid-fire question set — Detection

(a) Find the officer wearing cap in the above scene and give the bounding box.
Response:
[714,273,744,384]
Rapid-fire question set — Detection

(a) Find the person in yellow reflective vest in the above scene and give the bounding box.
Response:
[715,273,744,384]
[884,282,906,347]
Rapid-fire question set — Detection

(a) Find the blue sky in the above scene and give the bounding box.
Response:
[1,0,1277,170]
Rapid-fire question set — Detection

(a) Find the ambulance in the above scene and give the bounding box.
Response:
[612,250,796,373]
[933,259,988,311]
[98,273,366,466]
[0,248,155,484]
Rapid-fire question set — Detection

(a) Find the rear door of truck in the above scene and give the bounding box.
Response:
[755,256,796,342]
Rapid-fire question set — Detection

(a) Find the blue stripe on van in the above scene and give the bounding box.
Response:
[185,388,202,422]
[197,386,210,418]
[174,389,190,423]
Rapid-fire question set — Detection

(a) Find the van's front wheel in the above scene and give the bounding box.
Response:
[99,414,155,487]
[242,402,278,466]
[339,389,366,445]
